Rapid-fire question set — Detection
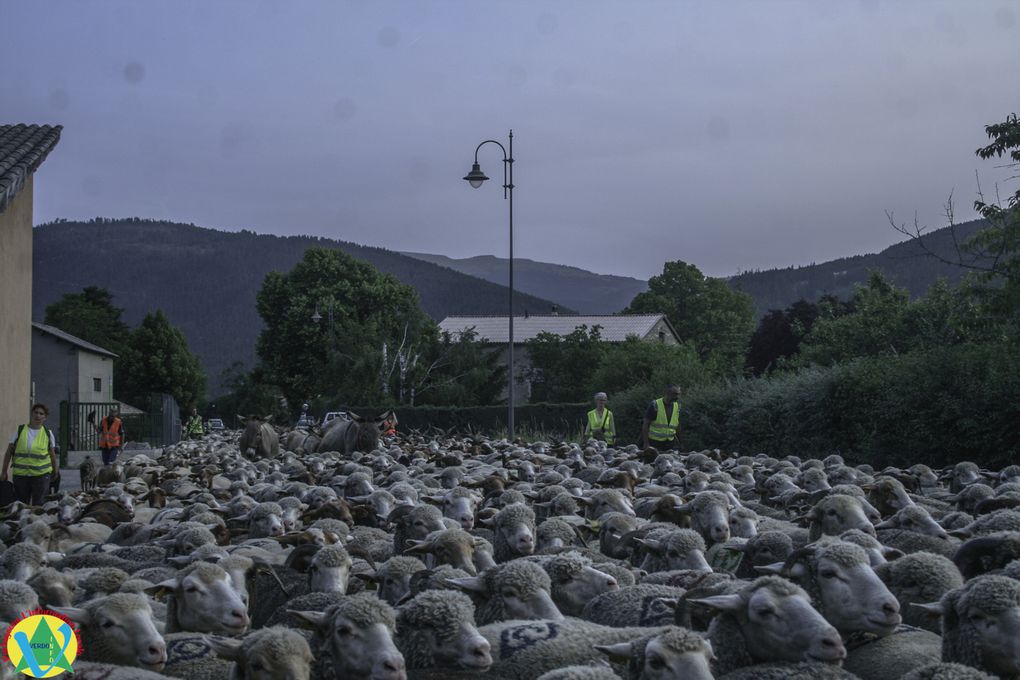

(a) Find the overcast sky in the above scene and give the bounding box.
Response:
[4,1,1018,280]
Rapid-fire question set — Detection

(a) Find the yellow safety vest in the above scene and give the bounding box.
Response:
[586,408,615,445]
[649,398,679,442]
[13,425,53,477]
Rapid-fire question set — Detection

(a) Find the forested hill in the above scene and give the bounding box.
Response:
[32,218,568,392]
[728,218,993,316]
[401,252,648,314]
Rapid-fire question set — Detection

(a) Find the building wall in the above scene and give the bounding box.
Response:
[77,351,115,402]
[644,318,680,345]
[0,177,34,442]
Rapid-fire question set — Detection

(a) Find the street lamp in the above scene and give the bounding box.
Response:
[463,130,515,440]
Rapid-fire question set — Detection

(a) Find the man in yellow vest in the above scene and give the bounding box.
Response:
[2,403,60,505]
[583,392,615,445]
[641,384,681,451]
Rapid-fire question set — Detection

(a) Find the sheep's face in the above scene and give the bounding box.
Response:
[327,617,406,680]
[551,563,618,616]
[585,492,635,520]
[663,543,711,573]
[442,494,478,531]
[500,520,535,557]
[280,506,304,533]
[599,515,642,559]
[59,597,167,671]
[811,497,875,539]
[378,573,415,606]
[800,470,831,494]
[407,509,446,542]
[173,570,250,634]
[690,499,730,544]
[496,579,562,621]
[428,621,492,671]
[729,511,758,539]
[642,636,715,680]
[809,555,901,636]
[740,587,845,664]
[875,506,949,539]
[971,606,1020,676]
[345,476,375,498]
[215,631,313,680]
[250,511,284,538]
[309,553,352,593]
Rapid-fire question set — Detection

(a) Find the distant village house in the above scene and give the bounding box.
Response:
[438,313,679,404]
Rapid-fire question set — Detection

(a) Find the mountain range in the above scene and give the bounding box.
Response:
[32,215,988,395]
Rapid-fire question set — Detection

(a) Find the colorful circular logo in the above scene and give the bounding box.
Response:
[2,610,80,678]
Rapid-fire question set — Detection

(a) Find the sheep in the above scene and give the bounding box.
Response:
[53,592,168,671]
[535,665,623,680]
[875,505,951,540]
[446,559,563,624]
[359,555,428,605]
[807,495,876,541]
[898,663,997,679]
[952,532,1020,579]
[394,590,493,672]
[427,486,482,530]
[26,567,75,607]
[148,561,250,634]
[874,551,963,633]
[486,503,537,562]
[537,517,583,551]
[161,627,313,680]
[390,505,447,556]
[0,579,39,623]
[949,509,1020,539]
[688,575,846,675]
[763,539,902,636]
[1,542,48,581]
[289,593,406,680]
[715,661,863,679]
[404,528,484,575]
[581,583,688,628]
[674,490,731,545]
[877,527,960,559]
[232,502,285,538]
[478,620,706,680]
[924,574,1020,677]
[581,489,636,520]
[634,529,711,574]
[530,552,620,616]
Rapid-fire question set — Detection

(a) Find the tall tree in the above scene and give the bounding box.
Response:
[118,310,206,407]
[255,247,433,408]
[44,285,130,355]
[525,326,607,403]
[625,261,756,370]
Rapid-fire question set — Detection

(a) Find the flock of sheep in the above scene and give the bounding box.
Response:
[2,413,1019,680]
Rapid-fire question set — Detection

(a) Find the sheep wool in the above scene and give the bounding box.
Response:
[716,661,864,679]
[899,662,997,680]
[942,574,1020,673]
[582,583,686,628]
[0,579,39,621]
[396,590,478,669]
[536,665,623,680]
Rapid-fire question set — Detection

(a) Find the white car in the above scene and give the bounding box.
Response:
[321,411,349,426]
[207,418,225,431]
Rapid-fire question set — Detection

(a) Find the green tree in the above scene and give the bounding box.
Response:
[43,285,130,355]
[525,326,607,403]
[590,336,706,398]
[411,329,507,407]
[119,310,207,407]
[255,247,434,408]
[625,261,756,371]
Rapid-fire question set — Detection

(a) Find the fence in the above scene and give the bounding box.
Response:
[58,393,181,465]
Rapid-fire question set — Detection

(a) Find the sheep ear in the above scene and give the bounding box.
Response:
[635,538,663,553]
[688,593,744,613]
[208,635,244,662]
[289,610,328,631]
[444,576,486,594]
[49,606,90,625]
[145,579,179,599]
[910,602,943,620]
[404,540,432,555]
[754,562,784,575]
[873,518,897,530]
[594,641,633,661]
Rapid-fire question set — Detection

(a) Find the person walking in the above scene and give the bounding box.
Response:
[2,403,60,505]
[641,384,682,451]
[183,407,204,439]
[583,392,615,445]
[97,406,126,465]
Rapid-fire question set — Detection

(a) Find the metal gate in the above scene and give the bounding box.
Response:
[59,393,181,465]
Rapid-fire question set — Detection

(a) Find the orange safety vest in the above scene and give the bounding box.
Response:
[99,416,123,448]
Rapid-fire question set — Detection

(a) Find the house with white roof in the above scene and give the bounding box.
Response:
[438,313,680,403]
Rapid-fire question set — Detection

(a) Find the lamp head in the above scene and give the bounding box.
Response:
[463,162,489,188]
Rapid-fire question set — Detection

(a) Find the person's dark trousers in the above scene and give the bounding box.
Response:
[648,438,678,452]
[13,474,50,506]
[101,447,120,465]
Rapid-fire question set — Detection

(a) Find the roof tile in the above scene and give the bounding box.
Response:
[0,124,63,213]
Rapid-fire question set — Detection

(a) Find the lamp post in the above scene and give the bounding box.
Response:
[463,130,515,440]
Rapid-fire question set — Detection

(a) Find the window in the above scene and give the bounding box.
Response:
[658,331,666,342]
[93,378,102,392]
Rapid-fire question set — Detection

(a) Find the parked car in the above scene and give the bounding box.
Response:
[321,411,348,426]
[207,418,225,431]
